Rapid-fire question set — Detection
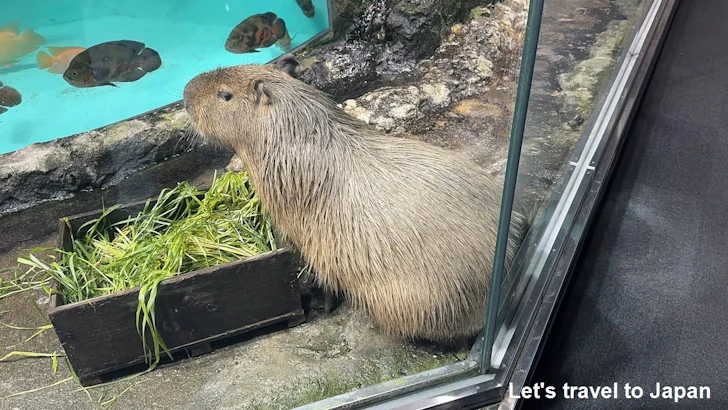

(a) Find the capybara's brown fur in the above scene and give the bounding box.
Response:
[182,55,531,346]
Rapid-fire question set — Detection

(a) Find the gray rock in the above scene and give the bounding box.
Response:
[339,2,525,135]
[297,0,495,102]
[0,105,204,216]
[225,154,246,173]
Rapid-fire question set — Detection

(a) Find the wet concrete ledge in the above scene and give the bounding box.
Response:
[0,103,212,216]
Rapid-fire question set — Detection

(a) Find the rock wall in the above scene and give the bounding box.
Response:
[337,0,527,176]
[340,2,526,135]
[297,0,497,102]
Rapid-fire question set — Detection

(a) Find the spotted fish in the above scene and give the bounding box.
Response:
[225,12,292,54]
[63,40,162,88]
[295,0,315,18]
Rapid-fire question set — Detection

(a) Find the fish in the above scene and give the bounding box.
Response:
[0,20,46,67]
[0,81,22,114]
[295,0,315,18]
[36,46,86,74]
[225,12,292,54]
[63,40,162,88]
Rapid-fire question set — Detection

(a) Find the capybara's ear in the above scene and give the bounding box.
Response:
[275,53,299,78]
[252,79,272,105]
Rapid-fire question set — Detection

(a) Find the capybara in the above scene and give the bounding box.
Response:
[183,55,531,345]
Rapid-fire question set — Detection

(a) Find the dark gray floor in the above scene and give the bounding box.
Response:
[524,1,728,409]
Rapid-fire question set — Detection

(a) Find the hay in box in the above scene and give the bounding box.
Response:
[39,172,305,386]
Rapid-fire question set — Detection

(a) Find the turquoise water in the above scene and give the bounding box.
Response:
[0,0,330,155]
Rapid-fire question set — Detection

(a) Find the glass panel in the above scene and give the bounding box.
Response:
[486,0,660,371]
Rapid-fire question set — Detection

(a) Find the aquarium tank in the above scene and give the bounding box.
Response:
[0,0,666,408]
[0,0,330,154]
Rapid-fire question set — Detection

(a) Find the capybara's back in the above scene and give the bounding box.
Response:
[182,57,531,345]
[303,134,530,344]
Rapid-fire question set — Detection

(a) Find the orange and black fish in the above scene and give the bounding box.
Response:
[225,12,291,54]
[63,40,162,88]
[295,0,315,18]
[0,81,21,114]
[36,46,86,74]
[0,20,46,67]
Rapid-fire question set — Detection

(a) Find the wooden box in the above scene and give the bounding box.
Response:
[47,196,306,386]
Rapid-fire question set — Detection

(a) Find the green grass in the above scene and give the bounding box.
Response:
[2,170,277,369]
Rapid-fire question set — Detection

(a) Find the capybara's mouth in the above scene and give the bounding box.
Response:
[184,109,197,127]
[181,94,201,134]
[183,106,202,135]
[180,98,210,140]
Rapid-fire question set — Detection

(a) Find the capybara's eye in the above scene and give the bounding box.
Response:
[218,91,233,102]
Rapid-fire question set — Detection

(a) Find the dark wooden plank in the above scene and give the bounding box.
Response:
[74,309,303,387]
[77,375,103,387]
[187,343,213,357]
[288,314,307,328]
[48,248,303,381]
[48,218,69,309]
